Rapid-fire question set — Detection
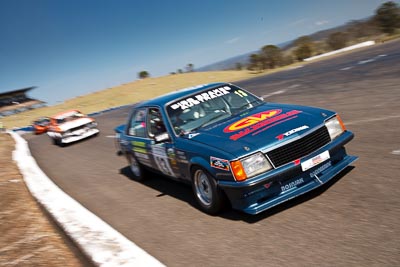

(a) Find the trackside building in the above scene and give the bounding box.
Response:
[0,87,46,118]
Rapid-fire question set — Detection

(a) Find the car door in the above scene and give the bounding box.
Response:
[124,107,154,169]
[124,106,180,178]
[147,107,180,178]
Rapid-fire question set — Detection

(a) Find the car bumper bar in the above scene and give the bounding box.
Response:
[243,154,358,214]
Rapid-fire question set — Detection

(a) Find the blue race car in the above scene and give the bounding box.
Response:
[115,82,357,215]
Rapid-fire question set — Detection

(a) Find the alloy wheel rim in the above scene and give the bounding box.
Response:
[194,170,212,206]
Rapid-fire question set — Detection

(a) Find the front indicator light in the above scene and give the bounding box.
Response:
[231,161,247,181]
[231,152,272,181]
[325,115,346,140]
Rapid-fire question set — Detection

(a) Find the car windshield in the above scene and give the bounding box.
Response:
[166,84,263,134]
[34,118,50,125]
[56,111,85,124]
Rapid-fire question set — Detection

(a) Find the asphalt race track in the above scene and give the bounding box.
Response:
[27,39,400,266]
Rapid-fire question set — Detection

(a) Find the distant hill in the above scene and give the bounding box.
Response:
[196,19,366,71]
[196,51,255,72]
[196,41,292,72]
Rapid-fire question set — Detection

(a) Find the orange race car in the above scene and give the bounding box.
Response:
[32,117,50,134]
[47,109,99,146]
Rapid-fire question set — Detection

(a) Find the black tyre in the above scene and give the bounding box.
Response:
[191,166,226,214]
[53,138,64,147]
[127,153,146,181]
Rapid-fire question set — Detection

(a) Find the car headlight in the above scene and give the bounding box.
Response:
[231,152,273,181]
[325,115,346,140]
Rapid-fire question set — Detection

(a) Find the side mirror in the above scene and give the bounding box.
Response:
[154,132,170,143]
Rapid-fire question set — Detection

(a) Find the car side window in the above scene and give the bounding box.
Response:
[128,108,147,137]
[148,107,166,137]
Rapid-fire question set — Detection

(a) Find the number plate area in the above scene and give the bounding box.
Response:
[301,150,330,172]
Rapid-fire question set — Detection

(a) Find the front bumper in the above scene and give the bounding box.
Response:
[218,131,358,214]
[48,128,99,144]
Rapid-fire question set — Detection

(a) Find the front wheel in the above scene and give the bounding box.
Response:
[127,153,146,181]
[191,167,227,215]
[53,138,64,147]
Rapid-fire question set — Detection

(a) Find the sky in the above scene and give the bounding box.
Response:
[0,0,392,104]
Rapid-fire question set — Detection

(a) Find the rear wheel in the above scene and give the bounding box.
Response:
[127,153,146,181]
[191,167,226,214]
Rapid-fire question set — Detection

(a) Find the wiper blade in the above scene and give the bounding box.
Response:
[234,100,262,114]
[190,113,227,132]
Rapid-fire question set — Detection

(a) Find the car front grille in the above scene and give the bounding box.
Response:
[266,126,331,168]
[70,124,88,132]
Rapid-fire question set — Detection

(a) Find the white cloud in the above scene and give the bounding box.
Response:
[290,19,307,26]
[225,37,240,44]
[315,20,329,26]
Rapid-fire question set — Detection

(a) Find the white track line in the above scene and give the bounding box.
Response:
[340,66,353,71]
[341,54,387,71]
[346,115,400,125]
[392,150,400,155]
[9,131,165,267]
[358,58,375,64]
[261,89,286,99]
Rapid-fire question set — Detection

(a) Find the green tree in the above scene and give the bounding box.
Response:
[294,36,313,47]
[295,45,312,61]
[347,19,379,38]
[248,53,262,71]
[294,36,313,61]
[261,45,283,69]
[138,71,150,79]
[282,55,294,66]
[186,63,194,72]
[375,1,400,34]
[327,32,348,50]
[235,62,243,70]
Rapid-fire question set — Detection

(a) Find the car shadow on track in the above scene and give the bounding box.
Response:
[119,165,355,223]
[119,166,199,207]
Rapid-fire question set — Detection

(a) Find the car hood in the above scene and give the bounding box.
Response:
[58,117,93,131]
[183,103,335,157]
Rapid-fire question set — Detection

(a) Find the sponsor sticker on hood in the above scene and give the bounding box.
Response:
[224,109,282,133]
[276,125,309,140]
[224,109,302,141]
